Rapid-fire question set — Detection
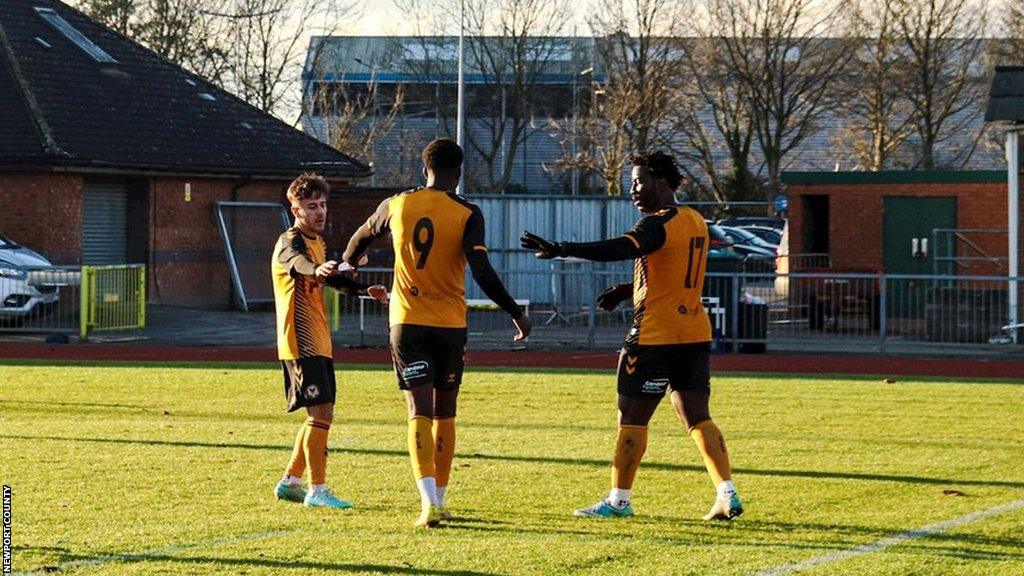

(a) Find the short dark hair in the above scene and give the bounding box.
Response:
[421,138,464,171]
[286,172,330,204]
[628,150,682,191]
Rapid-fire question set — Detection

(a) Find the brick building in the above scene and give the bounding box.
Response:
[0,0,368,309]
[783,171,1008,277]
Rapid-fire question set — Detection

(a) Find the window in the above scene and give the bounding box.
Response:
[34,7,117,64]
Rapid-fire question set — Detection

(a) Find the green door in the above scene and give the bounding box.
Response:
[883,197,957,317]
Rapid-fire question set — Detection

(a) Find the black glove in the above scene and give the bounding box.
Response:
[520,231,565,260]
[596,283,632,311]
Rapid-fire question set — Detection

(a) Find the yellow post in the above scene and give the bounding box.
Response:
[138,265,146,328]
[79,266,91,339]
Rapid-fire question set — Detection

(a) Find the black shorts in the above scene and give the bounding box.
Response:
[282,355,337,412]
[390,324,467,390]
[617,342,712,398]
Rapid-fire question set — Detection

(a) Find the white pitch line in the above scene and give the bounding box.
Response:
[753,497,1024,576]
[13,529,296,576]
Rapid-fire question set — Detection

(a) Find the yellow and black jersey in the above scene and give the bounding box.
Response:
[560,206,712,346]
[271,228,332,360]
[343,187,521,328]
[626,207,711,345]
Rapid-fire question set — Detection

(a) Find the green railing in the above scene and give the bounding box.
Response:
[79,264,146,338]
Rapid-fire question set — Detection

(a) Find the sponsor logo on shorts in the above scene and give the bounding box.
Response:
[403,360,430,381]
[446,373,457,384]
[305,385,320,399]
[641,378,669,394]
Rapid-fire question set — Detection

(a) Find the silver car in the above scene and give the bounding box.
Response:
[0,234,60,325]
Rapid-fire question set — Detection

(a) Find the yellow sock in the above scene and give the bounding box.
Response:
[408,416,435,479]
[611,425,649,489]
[433,418,456,488]
[304,417,331,485]
[285,423,306,479]
[690,420,732,485]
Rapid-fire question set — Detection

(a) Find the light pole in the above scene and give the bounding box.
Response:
[456,0,466,195]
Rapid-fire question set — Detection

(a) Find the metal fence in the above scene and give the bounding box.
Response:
[0,264,146,339]
[80,264,146,338]
[327,265,1024,355]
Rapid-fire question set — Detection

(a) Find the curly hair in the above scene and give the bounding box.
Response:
[421,138,464,171]
[286,172,330,204]
[628,150,682,191]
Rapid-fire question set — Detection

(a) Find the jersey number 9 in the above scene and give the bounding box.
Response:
[413,217,434,269]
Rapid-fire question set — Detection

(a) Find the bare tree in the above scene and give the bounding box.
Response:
[887,0,990,169]
[75,0,136,34]
[672,36,763,206]
[222,0,360,118]
[134,0,231,84]
[833,0,916,170]
[395,0,570,193]
[553,0,684,196]
[304,72,407,184]
[996,0,1024,65]
[705,0,855,192]
[550,75,638,196]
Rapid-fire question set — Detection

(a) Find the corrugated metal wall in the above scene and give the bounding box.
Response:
[465,196,638,302]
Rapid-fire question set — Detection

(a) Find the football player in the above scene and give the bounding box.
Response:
[520,151,742,521]
[272,173,387,508]
[343,139,531,527]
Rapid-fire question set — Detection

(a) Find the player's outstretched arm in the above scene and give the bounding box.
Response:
[520,218,666,263]
[343,198,391,268]
[467,251,530,341]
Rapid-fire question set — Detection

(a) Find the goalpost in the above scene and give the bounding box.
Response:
[214,201,291,311]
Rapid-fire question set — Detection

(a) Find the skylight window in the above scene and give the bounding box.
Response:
[34,7,117,64]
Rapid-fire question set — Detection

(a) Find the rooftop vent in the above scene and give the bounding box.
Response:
[34,7,117,64]
[198,93,216,101]
[34,37,52,49]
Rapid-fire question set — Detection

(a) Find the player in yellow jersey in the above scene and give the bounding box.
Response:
[521,151,743,521]
[272,173,387,509]
[343,139,531,527]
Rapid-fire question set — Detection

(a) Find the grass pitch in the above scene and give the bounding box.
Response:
[1,361,1023,575]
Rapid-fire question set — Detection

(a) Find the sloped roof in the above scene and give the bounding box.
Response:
[0,0,369,177]
[985,66,1024,123]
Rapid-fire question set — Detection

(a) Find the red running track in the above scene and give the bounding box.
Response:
[0,343,1021,379]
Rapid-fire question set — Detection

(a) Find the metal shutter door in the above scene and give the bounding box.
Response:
[82,184,128,265]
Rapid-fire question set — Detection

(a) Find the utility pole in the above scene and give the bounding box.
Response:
[456,0,466,195]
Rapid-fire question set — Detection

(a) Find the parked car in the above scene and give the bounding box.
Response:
[717,216,785,231]
[0,234,60,325]
[717,225,778,257]
[741,225,782,246]
[709,224,775,272]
